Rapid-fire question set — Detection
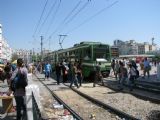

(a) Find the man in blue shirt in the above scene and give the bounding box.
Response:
[143,57,150,78]
[44,61,51,80]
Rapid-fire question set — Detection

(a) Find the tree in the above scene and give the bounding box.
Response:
[11,53,18,62]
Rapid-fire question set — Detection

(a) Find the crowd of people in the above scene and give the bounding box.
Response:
[40,60,103,88]
[0,57,158,119]
[54,61,83,88]
[32,58,154,91]
[29,60,83,88]
[0,58,28,120]
[110,57,153,91]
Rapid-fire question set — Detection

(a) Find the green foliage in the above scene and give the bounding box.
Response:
[11,53,18,62]
[31,54,42,62]
[154,55,160,61]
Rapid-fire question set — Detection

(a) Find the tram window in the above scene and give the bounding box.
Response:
[87,48,91,58]
[84,48,91,60]
[103,54,106,58]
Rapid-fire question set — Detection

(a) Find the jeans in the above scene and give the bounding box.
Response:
[56,73,61,84]
[15,96,27,120]
[77,74,82,86]
[45,71,50,78]
[119,76,127,89]
[70,75,79,88]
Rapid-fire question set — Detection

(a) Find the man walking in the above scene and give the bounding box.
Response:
[143,57,150,78]
[44,61,52,80]
[93,62,104,87]
[70,62,79,88]
[9,58,28,120]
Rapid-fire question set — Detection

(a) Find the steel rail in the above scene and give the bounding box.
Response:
[37,74,139,119]
[127,83,160,94]
[34,74,83,120]
[63,84,139,120]
[135,81,160,89]
[103,78,160,101]
[99,83,160,104]
[135,78,160,85]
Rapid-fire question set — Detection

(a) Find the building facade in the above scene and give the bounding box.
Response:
[13,49,32,63]
[113,39,157,55]
[110,46,119,58]
[0,23,12,61]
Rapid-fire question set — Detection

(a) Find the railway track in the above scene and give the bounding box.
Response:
[34,74,139,120]
[135,79,160,86]
[34,75,83,120]
[133,82,160,94]
[103,77,160,101]
[109,76,160,93]
[76,82,160,120]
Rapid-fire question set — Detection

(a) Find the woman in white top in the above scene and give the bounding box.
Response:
[128,63,137,91]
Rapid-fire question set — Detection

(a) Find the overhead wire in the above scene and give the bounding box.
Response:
[64,1,89,26]
[44,0,62,38]
[37,0,58,35]
[59,0,82,26]
[57,0,90,34]
[32,0,49,38]
[45,0,83,42]
[66,0,119,35]
[43,0,62,45]
[56,1,90,49]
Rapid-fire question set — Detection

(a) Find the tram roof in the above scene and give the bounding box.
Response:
[54,42,109,53]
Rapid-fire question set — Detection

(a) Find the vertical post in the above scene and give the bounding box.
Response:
[49,39,50,51]
[58,34,67,49]
[40,36,43,61]
[151,37,154,45]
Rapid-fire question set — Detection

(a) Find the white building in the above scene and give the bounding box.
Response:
[14,49,32,63]
[0,23,12,61]
[113,39,157,55]
[114,40,138,55]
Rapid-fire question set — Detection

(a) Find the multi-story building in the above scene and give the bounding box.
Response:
[14,49,32,63]
[113,39,157,55]
[113,39,124,46]
[0,23,12,61]
[110,46,119,58]
[138,42,156,54]
[113,39,138,55]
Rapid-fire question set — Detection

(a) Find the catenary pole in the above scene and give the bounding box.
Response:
[40,36,43,61]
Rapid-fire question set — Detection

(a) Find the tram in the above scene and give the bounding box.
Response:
[46,41,111,79]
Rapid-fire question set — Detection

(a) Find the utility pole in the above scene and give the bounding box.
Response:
[151,37,154,45]
[40,36,43,61]
[59,34,67,49]
[49,38,50,51]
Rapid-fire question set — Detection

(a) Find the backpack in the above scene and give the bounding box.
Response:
[10,69,28,92]
[11,64,16,71]
[131,61,137,69]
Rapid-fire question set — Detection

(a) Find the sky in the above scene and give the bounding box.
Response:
[0,0,160,52]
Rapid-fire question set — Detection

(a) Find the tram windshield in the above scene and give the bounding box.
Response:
[94,46,110,61]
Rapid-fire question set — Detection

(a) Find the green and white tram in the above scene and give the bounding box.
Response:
[47,41,111,79]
